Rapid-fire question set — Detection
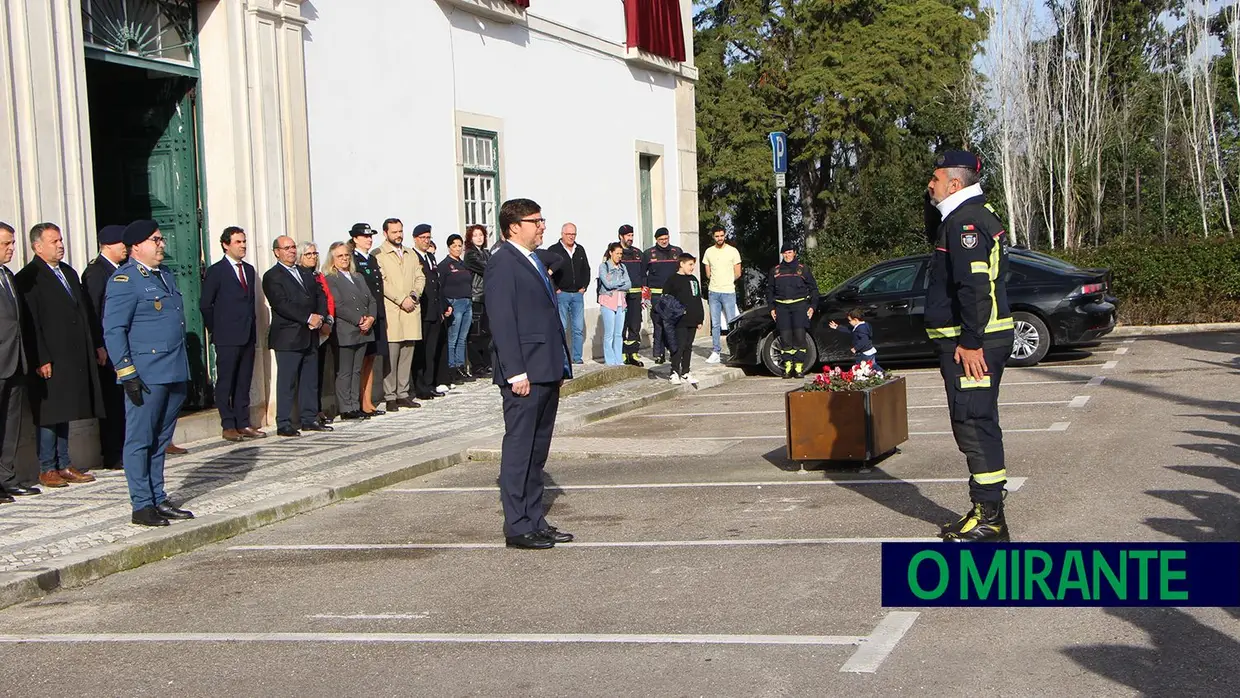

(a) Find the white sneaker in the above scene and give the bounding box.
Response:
[669,372,682,385]
[706,352,721,364]
[435,384,451,394]
[684,372,698,386]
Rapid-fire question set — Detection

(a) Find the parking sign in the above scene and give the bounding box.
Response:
[769,132,787,174]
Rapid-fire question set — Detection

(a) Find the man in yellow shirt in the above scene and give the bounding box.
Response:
[701,225,742,364]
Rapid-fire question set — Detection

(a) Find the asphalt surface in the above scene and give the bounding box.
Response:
[0,331,1237,696]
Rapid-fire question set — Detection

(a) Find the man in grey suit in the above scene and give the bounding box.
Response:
[324,242,377,419]
[0,222,39,500]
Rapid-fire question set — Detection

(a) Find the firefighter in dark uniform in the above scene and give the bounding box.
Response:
[643,228,683,365]
[924,150,1015,543]
[766,242,819,379]
[617,225,646,367]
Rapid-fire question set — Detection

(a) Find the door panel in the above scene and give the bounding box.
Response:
[851,261,924,356]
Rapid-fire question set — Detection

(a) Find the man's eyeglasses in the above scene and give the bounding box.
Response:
[277,244,297,251]
[303,251,319,256]
[520,218,546,226]
[149,236,166,246]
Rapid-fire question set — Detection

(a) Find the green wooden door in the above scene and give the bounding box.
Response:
[87,62,207,406]
[639,155,655,249]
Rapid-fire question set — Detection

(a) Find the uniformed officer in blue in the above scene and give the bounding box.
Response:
[924,150,1015,543]
[102,220,196,527]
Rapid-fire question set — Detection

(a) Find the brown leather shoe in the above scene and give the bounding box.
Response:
[165,444,188,455]
[38,470,69,488]
[238,427,267,439]
[59,468,96,483]
[222,429,244,442]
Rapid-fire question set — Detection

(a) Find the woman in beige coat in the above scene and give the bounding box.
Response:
[373,219,426,409]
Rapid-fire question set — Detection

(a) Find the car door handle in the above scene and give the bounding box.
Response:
[886,301,910,310]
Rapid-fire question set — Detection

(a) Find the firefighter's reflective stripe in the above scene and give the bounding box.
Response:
[970,261,989,274]
[775,296,809,304]
[959,375,992,389]
[648,288,663,293]
[928,325,962,338]
[972,469,1007,485]
[929,316,1014,340]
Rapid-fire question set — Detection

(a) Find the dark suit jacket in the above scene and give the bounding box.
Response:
[201,257,257,347]
[80,255,120,345]
[0,267,25,379]
[414,250,447,323]
[325,271,376,346]
[483,242,571,385]
[14,259,104,424]
[262,263,325,352]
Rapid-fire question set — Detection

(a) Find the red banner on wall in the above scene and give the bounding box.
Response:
[624,0,686,63]
[509,0,530,8]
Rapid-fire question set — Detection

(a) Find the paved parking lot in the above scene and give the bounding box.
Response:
[0,331,1237,696]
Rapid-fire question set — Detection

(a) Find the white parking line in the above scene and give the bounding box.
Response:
[1113,347,1129,355]
[1102,360,1119,369]
[682,424,1070,440]
[309,614,429,620]
[228,537,943,551]
[644,410,783,417]
[387,476,1028,494]
[1069,395,1091,408]
[907,379,1090,390]
[0,611,922,673]
[908,400,1071,409]
[1087,376,1106,386]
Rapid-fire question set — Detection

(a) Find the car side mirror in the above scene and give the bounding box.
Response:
[837,286,859,302]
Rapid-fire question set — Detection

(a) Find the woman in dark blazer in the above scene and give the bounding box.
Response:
[324,242,376,420]
[462,225,493,377]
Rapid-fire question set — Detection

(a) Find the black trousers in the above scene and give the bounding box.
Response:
[213,344,254,430]
[622,292,643,358]
[649,291,666,359]
[274,347,318,431]
[672,325,696,376]
[775,301,810,370]
[0,374,25,488]
[499,381,560,537]
[936,340,1010,503]
[467,301,492,373]
[96,364,126,465]
[414,320,449,395]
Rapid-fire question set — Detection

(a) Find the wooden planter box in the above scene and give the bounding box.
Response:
[784,376,909,462]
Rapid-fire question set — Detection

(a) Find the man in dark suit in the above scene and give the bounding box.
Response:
[0,222,39,500]
[81,224,128,468]
[262,235,332,437]
[485,199,574,550]
[201,226,265,443]
[411,223,451,400]
[16,222,104,488]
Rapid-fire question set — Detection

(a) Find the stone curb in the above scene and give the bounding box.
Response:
[1111,322,1240,336]
[0,364,746,610]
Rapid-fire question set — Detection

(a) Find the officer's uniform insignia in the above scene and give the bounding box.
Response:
[112,274,129,282]
[138,266,149,277]
[961,232,978,249]
[154,299,163,311]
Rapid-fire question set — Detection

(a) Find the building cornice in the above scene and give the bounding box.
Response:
[438,0,528,25]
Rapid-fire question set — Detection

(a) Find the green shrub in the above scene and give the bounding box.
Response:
[806,239,1240,325]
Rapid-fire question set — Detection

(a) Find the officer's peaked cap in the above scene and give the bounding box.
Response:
[349,223,374,237]
[123,219,160,246]
[934,150,982,173]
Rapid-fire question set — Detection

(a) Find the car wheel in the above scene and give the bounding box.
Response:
[760,332,819,376]
[1010,311,1050,367]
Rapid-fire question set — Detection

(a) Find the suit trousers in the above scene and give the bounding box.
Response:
[414,320,449,395]
[274,348,318,430]
[123,381,186,511]
[0,374,25,488]
[334,343,367,414]
[96,366,126,465]
[213,344,254,430]
[384,341,415,401]
[499,381,560,537]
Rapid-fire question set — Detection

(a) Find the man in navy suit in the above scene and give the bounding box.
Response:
[485,198,574,550]
[201,227,265,443]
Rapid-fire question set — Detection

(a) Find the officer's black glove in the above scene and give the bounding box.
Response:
[123,377,150,407]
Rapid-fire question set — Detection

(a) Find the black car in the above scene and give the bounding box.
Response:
[726,248,1118,374]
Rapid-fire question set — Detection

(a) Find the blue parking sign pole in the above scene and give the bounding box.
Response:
[769,132,787,253]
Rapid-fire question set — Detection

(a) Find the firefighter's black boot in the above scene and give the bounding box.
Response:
[625,354,645,368]
[793,362,805,378]
[782,361,794,379]
[942,501,1009,543]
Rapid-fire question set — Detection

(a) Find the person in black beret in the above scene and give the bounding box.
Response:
[765,241,818,379]
[643,227,683,365]
[617,224,646,365]
[103,219,196,525]
[348,223,388,416]
[81,224,130,468]
[925,148,1015,543]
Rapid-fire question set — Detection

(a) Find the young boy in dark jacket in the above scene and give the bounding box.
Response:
[829,308,881,371]
[663,253,703,385]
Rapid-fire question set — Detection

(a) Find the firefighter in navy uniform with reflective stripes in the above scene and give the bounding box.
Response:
[924,150,1015,543]
[617,225,647,366]
[643,228,683,364]
[766,242,819,379]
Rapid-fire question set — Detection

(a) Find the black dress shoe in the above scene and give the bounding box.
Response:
[156,502,195,520]
[8,485,40,496]
[0,491,15,504]
[340,411,365,420]
[132,506,170,527]
[505,532,555,549]
[277,427,301,437]
[454,368,477,383]
[364,408,385,417]
[539,526,574,543]
[303,421,334,432]
[415,392,437,400]
[396,398,421,409]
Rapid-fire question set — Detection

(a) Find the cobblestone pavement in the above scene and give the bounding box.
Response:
[0,343,733,573]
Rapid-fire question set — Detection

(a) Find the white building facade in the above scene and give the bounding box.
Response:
[0,0,696,462]
[302,0,700,356]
